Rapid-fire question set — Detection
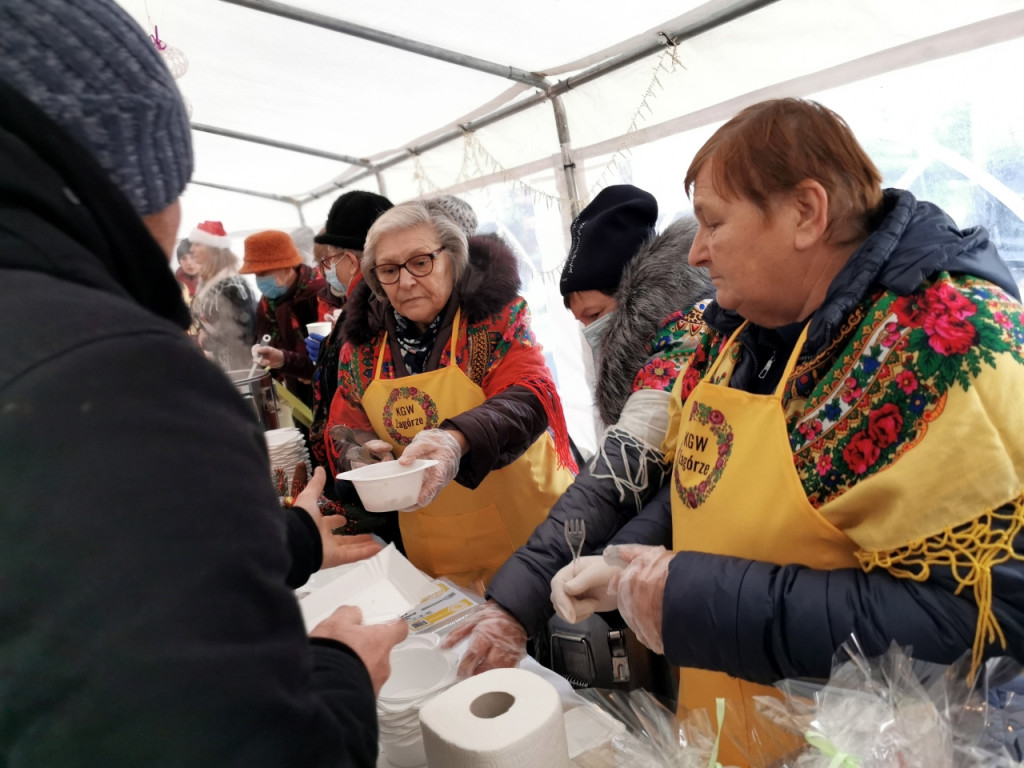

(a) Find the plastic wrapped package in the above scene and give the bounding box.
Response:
[754,636,1024,767]
[570,688,730,767]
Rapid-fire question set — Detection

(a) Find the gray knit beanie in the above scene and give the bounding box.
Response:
[432,195,478,238]
[0,0,193,216]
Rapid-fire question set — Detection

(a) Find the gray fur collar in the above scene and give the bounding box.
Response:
[595,217,713,425]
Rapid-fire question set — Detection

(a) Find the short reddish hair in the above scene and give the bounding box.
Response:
[684,98,883,245]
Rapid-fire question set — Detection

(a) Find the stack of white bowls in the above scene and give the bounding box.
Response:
[263,427,311,495]
[377,637,458,767]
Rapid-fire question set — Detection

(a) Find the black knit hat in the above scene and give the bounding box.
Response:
[559,185,658,296]
[315,191,393,250]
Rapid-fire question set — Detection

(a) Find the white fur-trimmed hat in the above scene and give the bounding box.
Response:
[190,220,231,249]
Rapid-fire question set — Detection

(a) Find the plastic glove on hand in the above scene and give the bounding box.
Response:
[349,438,394,469]
[606,544,674,655]
[398,428,462,509]
[251,344,284,369]
[442,601,527,678]
[305,332,324,362]
[550,555,623,624]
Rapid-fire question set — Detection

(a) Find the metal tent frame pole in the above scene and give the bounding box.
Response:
[190,179,301,205]
[215,0,778,210]
[192,123,374,168]
[219,0,548,89]
[290,0,777,206]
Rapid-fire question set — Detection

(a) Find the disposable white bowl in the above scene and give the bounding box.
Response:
[379,645,457,703]
[380,730,426,768]
[336,459,438,512]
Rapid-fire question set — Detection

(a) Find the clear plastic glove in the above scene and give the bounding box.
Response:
[251,344,284,369]
[309,606,408,696]
[305,332,325,362]
[442,601,527,678]
[397,428,462,509]
[606,543,675,655]
[351,438,395,469]
[292,467,382,568]
[550,555,623,624]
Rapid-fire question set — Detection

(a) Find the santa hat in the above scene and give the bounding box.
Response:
[190,220,231,249]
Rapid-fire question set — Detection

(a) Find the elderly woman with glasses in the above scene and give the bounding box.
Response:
[324,199,577,589]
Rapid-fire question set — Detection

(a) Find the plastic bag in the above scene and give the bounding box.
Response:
[572,687,729,767]
[754,636,1024,767]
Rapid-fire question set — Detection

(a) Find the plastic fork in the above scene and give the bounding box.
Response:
[564,518,586,575]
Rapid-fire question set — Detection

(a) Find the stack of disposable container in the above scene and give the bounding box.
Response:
[377,637,459,767]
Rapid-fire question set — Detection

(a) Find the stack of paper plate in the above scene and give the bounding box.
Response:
[264,427,311,495]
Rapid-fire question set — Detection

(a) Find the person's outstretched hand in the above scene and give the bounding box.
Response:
[550,555,623,624]
[305,332,325,363]
[442,601,527,678]
[310,606,408,695]
[606,544,675,654]
[398,428,462,509]
[294,467,382,568]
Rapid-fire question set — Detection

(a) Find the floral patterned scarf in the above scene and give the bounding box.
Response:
[393,310,442,374]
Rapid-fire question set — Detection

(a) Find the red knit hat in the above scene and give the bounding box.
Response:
[189,220,231,249]
[240,230,303,274]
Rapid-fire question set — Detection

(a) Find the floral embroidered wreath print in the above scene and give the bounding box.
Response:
[382,386,440,446]
[675,401,735,508]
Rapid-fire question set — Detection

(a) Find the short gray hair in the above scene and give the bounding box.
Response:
[363,200,469,298]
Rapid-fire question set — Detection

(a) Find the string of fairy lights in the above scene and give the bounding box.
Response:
[412,44,686,213]
[147,8,685,217]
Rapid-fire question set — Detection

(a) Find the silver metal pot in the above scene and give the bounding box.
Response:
[227,368,280,431]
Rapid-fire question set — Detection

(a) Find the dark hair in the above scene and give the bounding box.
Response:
[562,286,616,310]
[176,238,192,262]
[684,98,883,245]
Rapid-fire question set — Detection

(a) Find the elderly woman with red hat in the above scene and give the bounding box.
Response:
[190,220,257,372]
[244,229,325,410]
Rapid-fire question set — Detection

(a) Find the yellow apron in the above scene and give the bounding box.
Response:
[361,309,573,588]
[668,322,860,767]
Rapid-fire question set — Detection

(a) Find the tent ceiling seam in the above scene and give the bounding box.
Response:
[292,0,777,204]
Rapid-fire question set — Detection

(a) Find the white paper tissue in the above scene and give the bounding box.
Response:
[418,668,571,768]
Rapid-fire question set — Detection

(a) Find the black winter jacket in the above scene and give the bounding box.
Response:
[0,80,378,767]
[614,189,1024,683]
[488,218,712,636]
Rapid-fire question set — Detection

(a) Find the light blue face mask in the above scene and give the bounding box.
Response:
[324,268,346,294]
[582,310,615,360]
[256,275,288,300]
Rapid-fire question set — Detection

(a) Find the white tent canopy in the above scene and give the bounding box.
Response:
[116,0,1024,231]
[115,0,1024,451]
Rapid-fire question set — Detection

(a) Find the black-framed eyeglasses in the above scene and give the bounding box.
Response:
[372,247,444,285]
[318,252,344,275]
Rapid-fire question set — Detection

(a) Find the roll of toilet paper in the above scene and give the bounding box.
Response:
[418,668,570,768]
